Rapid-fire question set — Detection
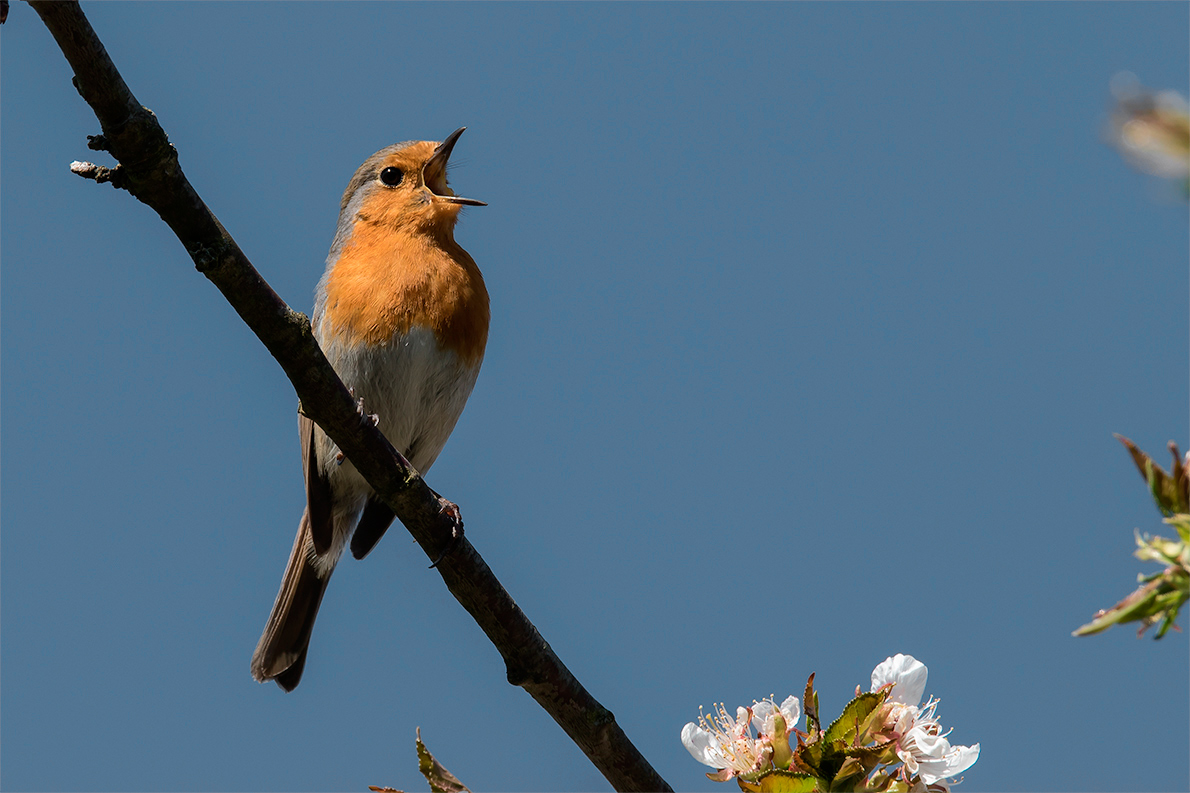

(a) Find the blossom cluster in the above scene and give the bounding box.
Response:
[681,655,979,792]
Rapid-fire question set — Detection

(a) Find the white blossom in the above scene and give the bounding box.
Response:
[750,694,801,739]
[895,697,980,784]
[870,655,980,786]
[681,703,771,781]
[871,653,928,706]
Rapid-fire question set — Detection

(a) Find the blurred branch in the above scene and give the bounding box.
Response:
[28,3,671,790]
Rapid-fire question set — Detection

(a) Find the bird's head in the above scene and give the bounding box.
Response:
[339,127,484,234]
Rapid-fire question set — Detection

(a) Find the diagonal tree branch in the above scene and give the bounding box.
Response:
[27,3,672,791]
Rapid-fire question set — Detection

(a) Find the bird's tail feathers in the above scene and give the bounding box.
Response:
[251,510,332,692]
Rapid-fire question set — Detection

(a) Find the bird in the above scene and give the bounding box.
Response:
[251,128,489,691]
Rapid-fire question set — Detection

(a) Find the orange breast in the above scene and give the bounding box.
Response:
[321,220,489,367]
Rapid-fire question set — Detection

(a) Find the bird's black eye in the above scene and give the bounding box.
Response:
[379,167,403,187]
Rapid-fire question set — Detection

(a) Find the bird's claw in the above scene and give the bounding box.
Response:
[428,497,465,568]
[354,396,379,426]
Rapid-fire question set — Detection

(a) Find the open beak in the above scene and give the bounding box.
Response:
[426,127,486,206]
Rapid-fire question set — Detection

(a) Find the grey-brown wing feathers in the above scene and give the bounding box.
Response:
[301,413,334,555]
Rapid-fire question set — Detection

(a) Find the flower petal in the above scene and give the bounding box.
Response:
[750,700,775,735]
[750,697,799,737]
[946,743,980,778]
[779,695,802,728]
[871,654,928,706]
[681,723,723,768]
[918,742,980,785]
[734,706,753,737]
[908,725,950,759]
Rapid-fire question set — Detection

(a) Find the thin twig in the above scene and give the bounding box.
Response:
[28,3,671,790]
[70,159,123,185]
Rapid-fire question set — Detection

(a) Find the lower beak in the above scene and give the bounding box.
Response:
[426,127,486,206]
[438,195,487,206]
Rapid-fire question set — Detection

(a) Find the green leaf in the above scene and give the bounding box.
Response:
[752,770,820,792]
[794,734,822,777]
[1074,565,1189,638]
[789,735,819,778]
[803,674,820,735]
[1172,443,1189,511]
[1155,598,1184,638]
[795,739,846,786]
[860,769,894,793]
[1116,435,1189,516]
[415,728,471,793]
[823,691,886,746]
[1073,577,1164,635]
[841,738,897,774]
[832,756,871,788]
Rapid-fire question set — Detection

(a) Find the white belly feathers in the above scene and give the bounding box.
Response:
[308,324,482,568]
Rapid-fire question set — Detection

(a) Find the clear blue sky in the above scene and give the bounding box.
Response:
[3,3,1187,791]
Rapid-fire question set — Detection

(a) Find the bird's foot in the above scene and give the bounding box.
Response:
[330,391,377,466]
[428,497,465,568]
[353,393,380,427]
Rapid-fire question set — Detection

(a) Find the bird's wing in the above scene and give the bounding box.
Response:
[350,497,396,560]
[300,412,335,555]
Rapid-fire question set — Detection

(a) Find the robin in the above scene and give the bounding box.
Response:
[251,128,489,691]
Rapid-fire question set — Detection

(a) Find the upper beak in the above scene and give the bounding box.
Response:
[426,127,486,206]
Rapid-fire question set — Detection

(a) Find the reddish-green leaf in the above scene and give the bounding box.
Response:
[823,690,886,745]
[415,728,470,793]
[1116,435,1190,515]
[803,674,820,735]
